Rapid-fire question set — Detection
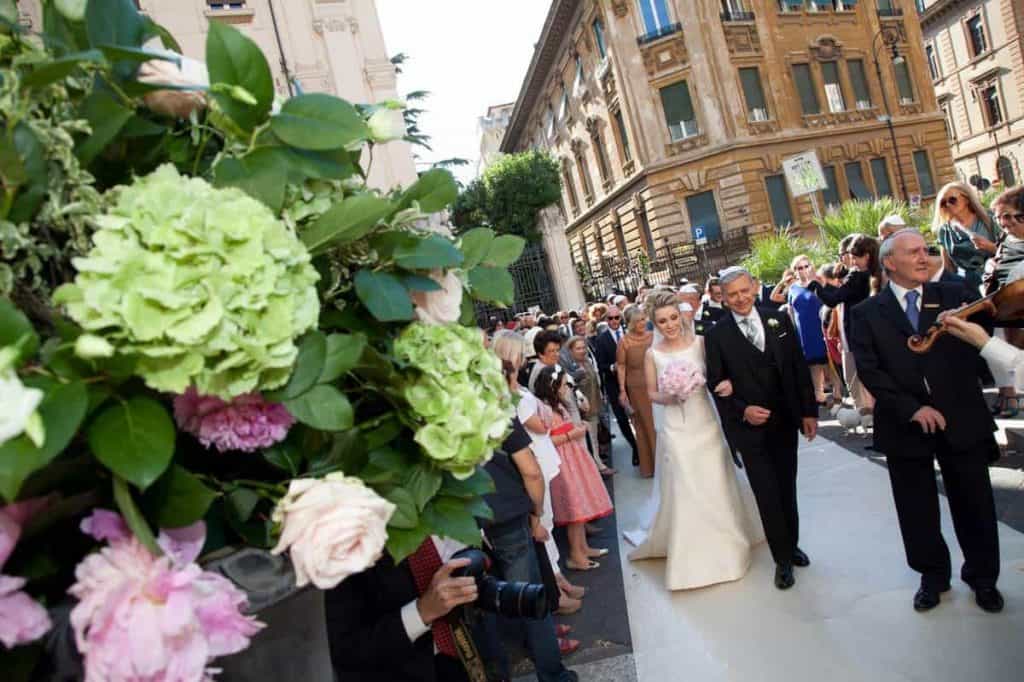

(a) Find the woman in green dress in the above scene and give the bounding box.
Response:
[932,181,1000,292]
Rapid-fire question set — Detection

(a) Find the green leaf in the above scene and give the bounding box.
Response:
[397,168,458,213]
[354,270,415,322]
[143,465,217,528]
[0,0,17,27]
[439,469,495,499]
[386,520,431,563]
[405,463,443,511]
[142,17,182,53]
[468,265,515,305]
[320,333,366,383]
[55,0,87,21]
[7,123,48,223]
[0,381,88,502]
[213,148,288,213]
[0,298,39,366]
[274,331,326,400]
[271,93,371,151]
[361,415,402,451]
[459,228,495,270]
[113,475,161,555]
[278,147,356,181]
[226,487,261,524]
[422,496,483,547]
[358,447,411,485]
[88,397,175,490]
[394,234,464,271]
[284,385,354,431]
[301,194,393,255]
[385,487,419,529]
[85,0,146,79]
[402,275,442,292]
[262,440,301,476]
[206,21,274,132]
[458,291,476,326]
[21,49,105,88]
[483,234,526,267]
[76,90,134,165]
[98,44,179,67]
[306,430,366,477]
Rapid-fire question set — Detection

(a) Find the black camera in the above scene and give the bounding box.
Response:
[451,548,549,620]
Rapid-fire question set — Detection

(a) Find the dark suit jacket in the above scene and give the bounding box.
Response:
[849,282,995,457]
[325,555,455,682]
[939,270,966,285]
[705,307,817,454]
[593,329,620,383]
[806,269,872,340]
[700,305,728,326]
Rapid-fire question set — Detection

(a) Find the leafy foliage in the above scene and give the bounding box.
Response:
[741,226,830,284]
[451,150,561,240]
[813,197,921,252]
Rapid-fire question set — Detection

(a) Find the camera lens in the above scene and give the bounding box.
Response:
[477,577,548,620]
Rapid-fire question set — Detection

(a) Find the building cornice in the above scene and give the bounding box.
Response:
[500,0,580,153]
[919,0,971,29]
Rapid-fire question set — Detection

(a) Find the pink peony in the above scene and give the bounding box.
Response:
[0,575,52,649]
[659,358,706,401]
[69,518,263,682]
[174,387,294,453]
[80,508,130,544]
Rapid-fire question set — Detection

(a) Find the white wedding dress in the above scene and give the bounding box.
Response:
[627,338,765,591]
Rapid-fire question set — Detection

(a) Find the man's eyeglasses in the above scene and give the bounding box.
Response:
[940,195,961,208]
[606,315,621,320]
[997,213,1024,224]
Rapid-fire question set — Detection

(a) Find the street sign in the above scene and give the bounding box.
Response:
[692,224,708,246]
[782,151,827,197]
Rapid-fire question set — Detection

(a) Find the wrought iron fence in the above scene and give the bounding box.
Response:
[474,242,559,324]
[576,228,752,302]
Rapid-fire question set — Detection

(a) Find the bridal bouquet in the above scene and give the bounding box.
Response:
[659,358,706,401]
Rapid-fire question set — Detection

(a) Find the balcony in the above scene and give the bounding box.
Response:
[877,7,904,18]
[637,22,682,46]
[721,10,755,22]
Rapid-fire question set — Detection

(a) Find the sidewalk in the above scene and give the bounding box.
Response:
[614,437,1024,682]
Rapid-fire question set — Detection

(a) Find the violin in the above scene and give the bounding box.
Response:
[909,279,1024,353]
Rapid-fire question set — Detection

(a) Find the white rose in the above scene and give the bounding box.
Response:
[367,107,407,143]
[271,473,396,589]
[410,269,464,326]
[0,370,44,448]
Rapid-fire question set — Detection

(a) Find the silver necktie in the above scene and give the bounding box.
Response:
[742,317,764,352]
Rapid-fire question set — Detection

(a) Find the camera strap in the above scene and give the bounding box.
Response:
[449,617,488,682]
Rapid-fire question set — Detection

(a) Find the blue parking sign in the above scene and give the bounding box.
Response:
[692,225,707,245]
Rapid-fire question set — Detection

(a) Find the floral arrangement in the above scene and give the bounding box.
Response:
[0,2,524,679]
[659,357,707,401]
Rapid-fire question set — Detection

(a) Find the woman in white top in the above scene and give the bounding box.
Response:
[491,331,586,611]
[943,316,1023,375]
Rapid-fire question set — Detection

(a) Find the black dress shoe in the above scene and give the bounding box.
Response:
[792,548,810,567]
[975,587,1004,613]
[913,586,947,612]
[632,452,640,467]
[774,564,795,590]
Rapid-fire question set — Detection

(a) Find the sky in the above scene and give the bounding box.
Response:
[375,1,551,185]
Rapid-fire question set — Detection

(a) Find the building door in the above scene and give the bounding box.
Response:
[685,191,723,244]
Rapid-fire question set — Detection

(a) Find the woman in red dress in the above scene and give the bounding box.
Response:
[534,364,614,571]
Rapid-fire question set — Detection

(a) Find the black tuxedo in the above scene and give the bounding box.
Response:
[592,328,638,456]
[325,555,469,682]
[700,304,727,327]
[849,282,999,591]
[705,306,817,566]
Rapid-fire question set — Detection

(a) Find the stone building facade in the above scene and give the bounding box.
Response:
[501,0,954,295]
[918,0,1024,189]
[18,0,418,192]
[477,102,515,176]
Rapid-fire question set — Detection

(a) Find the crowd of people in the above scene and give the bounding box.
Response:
[323,182,1023,682]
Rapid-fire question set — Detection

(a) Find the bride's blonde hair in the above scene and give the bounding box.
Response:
[644,290,681,322]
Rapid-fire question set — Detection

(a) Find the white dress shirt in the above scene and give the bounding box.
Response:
[888,281,923,313]
[400,536,470,645]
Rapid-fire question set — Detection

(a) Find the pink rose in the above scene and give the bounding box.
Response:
[174,388,294,453]
[410,269,463,326]
[0,575,52,649]
[271,473,395,589]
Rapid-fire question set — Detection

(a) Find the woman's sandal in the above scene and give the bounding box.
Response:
[566,559,600,571]
[587,547,609,558]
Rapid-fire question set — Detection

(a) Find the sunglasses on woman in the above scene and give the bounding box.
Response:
[940,195,961,208]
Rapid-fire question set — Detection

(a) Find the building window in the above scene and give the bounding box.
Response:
[893,60,914,104]
[844,161,872,199]
[562,163,580,215]
[593,18,608,59]
[592,128,613,188]
[792,63,820,115]
[941,104,956,141]
[207,1,246,8]
[613,109,633,163]
[913,150,936,197]
[638,0,673,35]
[822,165,840,208]
[876,0,900,15]
[821,61,846,113]
[660,81,699,140]
[558,86,569,121]
[870,158,893,198]
[765,174,794,228]
[846,59,872,109]
[739,67,769,121]
[966,15,988,58]
[637,203,656,256]
[574,54,585,91]
[980,84,1003,128]
[997,157,1016,187]
[575,151,595,202]
[685,191,723,244]
[925,44,940,81]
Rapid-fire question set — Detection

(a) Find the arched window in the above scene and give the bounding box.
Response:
[996,156,1016,187]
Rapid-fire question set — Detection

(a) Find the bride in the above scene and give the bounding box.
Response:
[626,290,764,590]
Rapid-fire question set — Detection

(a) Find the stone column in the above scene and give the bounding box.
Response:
[538,206,586,310]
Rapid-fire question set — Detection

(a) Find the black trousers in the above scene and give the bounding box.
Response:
[742,422,799,566]
[602,372,637,455]
[886,440,1000,591]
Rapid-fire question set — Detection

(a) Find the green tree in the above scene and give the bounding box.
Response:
[451,151,561,240]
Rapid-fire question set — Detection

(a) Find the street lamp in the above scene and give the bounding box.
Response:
[871,29,910,201]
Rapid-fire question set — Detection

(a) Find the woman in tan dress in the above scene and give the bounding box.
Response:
[617,304,656,477]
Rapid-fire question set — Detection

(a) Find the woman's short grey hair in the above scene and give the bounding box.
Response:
[491,330,526,369]
[719,267,753,287]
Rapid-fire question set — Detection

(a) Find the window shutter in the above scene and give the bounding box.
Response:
[739,68,767,116]
[792,64,820,115]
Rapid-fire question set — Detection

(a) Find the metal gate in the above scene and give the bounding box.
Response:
[475,242,559,323]
[576,227,751,301]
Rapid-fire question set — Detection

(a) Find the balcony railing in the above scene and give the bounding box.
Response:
[721,10,755,22]
[877,7,904,17]
[637,22,682,46]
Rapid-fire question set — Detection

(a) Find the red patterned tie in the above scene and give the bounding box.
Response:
[407,538,458,657]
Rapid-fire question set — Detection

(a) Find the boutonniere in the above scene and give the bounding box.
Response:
[766,318,781,329]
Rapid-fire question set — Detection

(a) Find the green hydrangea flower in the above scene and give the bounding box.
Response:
[395,322,513,478]
[53,165,319,399]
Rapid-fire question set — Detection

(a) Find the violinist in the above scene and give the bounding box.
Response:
[943,316,1022,376]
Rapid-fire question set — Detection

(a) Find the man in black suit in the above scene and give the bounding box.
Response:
[705,268,818,590]
[850,229,1003,613]
[591,305,639,464]
[699,277,728,326]
[325,540,479,681]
